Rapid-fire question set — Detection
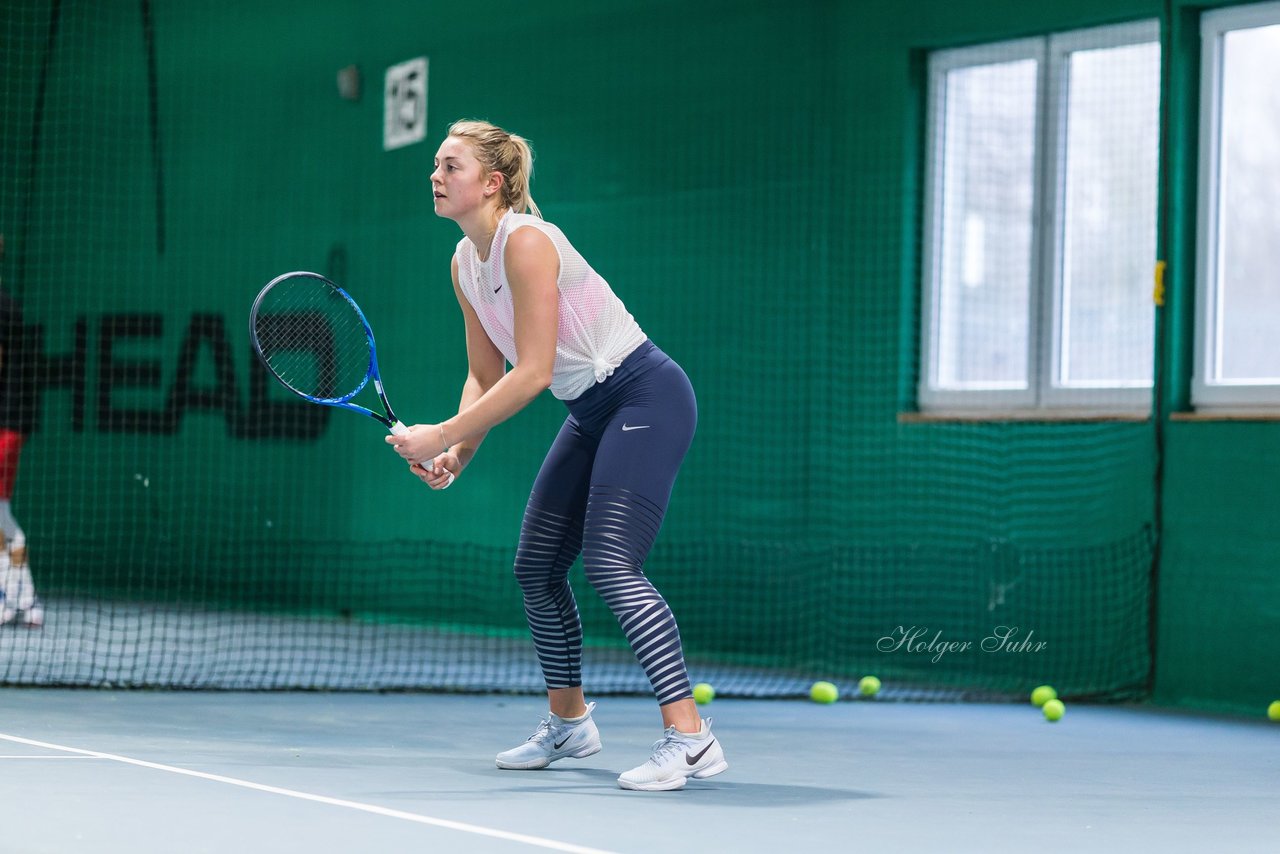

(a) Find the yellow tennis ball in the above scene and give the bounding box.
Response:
[1030,685,1057,707]
[692,682,715,705]
[1042,699,1065,722]
[1268,700,1280,722]
[810,681,839,704]
[858,675,881,697]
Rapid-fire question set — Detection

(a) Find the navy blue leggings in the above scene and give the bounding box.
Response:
[513,341,697,705]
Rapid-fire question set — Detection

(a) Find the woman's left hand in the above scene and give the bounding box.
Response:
[409,449,461,490]
[385,423,447,467]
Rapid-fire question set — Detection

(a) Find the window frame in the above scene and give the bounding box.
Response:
[919,20,1161,417]
[1193,1,1280,411]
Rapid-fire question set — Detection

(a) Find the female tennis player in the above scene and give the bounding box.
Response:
[386,119,725,791]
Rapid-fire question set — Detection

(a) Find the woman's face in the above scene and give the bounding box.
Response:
[430,136,492,220]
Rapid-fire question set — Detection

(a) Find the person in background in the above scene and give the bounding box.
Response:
[0,234,42,628]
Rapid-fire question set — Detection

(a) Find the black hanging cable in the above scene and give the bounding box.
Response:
[141,0,166,255]
[14,0,64,299]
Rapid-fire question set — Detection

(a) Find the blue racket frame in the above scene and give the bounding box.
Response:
[249,270,405,432]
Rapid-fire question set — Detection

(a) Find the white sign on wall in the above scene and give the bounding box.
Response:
[384,57,427,150]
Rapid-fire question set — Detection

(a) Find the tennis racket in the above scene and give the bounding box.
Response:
[250,270,451,483]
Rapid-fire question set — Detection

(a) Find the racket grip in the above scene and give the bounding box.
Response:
[389,421,452,486]
[388,421,418,465]
[389,421,420,465]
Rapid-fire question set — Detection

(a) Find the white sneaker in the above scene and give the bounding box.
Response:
[617,718,728,791]
[19,600,43,628]
[495,701,603,770]
[2,560,36,611]
[0,557,10,625]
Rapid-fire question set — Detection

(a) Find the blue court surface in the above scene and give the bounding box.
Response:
[0,689,1276,853]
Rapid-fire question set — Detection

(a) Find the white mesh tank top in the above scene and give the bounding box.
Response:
[454,211,647,400]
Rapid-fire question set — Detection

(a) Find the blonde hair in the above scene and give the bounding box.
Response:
[447,119,541,218]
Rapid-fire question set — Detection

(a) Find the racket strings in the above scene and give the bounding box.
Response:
[254,277,374,401]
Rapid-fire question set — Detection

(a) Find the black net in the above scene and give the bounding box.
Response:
[1,0,1159,702]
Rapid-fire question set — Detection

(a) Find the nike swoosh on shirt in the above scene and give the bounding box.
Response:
[621,424,650,431]
[685,739,716,765]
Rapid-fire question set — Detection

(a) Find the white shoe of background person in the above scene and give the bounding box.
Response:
[0,552,11,626]
[18,599,42,628]
[1,554,40,628]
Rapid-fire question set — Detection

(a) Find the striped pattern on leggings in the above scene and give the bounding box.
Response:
[513,486,691,706]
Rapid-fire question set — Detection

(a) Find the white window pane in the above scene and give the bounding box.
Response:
[1217,24,1280,382]
[935,59,1038,389]
[1058,41,1160,387]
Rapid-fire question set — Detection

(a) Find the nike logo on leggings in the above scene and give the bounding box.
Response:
[621,424,650,431]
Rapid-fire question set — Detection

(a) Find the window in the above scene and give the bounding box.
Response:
[920,22,1161,414]
[1195,2,1280,409]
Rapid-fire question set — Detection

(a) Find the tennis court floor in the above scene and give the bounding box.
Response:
[1,689,1275,853]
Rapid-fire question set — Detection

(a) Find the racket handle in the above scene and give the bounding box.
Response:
[389,421,454,487]
[389,420,417,462]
